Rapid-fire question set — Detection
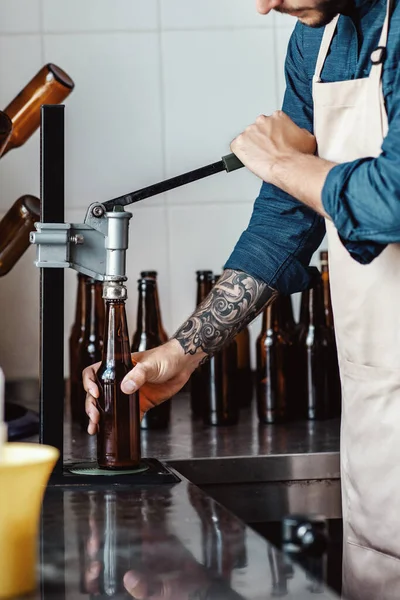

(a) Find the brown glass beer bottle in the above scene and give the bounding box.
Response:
[69,273,86,422]
[234,325,253,408]
[256,297,291,424]
[70,276,105,428]
[190,270,213,418]
[131,278,171,429]
[0,111,12,158]
[203,275,239,426]
[2,64,74,155]
[140,270,168,342]
[0,195,40,277]
[320,251,334,329]
[319,251,341,417]
[280,294,301,421]
[298,281,338,420]
[280,294,296,336]
[96,282,141,469]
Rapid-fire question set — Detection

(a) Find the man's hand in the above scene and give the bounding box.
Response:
[231,111,336,217]
[83,339,198,435]
[231,111,316,184]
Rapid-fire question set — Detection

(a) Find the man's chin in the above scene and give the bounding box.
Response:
[297,10,339,28]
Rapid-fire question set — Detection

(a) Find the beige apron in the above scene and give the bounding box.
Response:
[313,2,400,598]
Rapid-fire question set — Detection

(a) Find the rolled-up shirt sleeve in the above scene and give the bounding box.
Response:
[225,23,325,294]
[322,61,400,264]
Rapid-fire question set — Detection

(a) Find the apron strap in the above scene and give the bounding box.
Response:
[370,0,393,83]
[313,15,340,83]
[314,0,393,85]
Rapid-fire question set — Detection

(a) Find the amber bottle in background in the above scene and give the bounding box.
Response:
[280,294,297,337]
[256,297,292,424]
[295,288,312,419]
[0,195,40,277]
[190,270,213,418]
[1,64,74,156]
[0,110,12,158]
[319,251,341,417]
[320,251,334,329]
[140,271,168,343]
[132,278,171,429]
[70,275,104,428]
[69,273,86,421]
[298,281,338,421]
[203,275,239,427]
[234,325,253,408]
[96,282,141,469]
[278,293,299,419]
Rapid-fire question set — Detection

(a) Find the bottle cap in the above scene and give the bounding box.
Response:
[141,271,157,279]
[103,281,127,300]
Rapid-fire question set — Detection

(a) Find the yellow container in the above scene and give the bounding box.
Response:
[0,443,59,599]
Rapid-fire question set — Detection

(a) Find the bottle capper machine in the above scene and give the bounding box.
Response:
[30,105,243,486]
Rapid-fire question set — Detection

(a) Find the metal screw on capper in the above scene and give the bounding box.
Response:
[91,204,105,218]
[70,234,84,245]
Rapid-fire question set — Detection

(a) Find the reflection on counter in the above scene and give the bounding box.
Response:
[38,479,340,599]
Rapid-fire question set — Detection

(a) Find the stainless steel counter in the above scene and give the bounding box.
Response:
[34,474,339,599]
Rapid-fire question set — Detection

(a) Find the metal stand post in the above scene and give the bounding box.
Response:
[39,105,65,472]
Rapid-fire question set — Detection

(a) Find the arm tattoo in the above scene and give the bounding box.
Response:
[174,269,277,356]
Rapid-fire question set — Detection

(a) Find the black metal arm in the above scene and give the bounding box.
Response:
[103,153,244,211]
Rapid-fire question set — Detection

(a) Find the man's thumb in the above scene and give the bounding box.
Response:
[121,363,147,394]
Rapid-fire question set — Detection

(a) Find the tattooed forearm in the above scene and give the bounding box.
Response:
[174,269,277,357]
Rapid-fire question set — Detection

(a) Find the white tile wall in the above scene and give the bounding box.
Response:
[42,0,158,33]
[160,0,271,30]
[0,1,320,379]
[162,28,277,205]
[43,32,164,209]
[0,0,41,33]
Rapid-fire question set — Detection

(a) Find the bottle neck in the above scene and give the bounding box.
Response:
[136,284,160,340]
[83,279,103,340]
[103,300,131,365]
[280,295,295,330]
[153,282,165,336]
[299,289,311,327]
[197,280,212,305]
[261,299,282,333]
[76,274,87,332]
[320,266,334,328]
[308,284,326,327]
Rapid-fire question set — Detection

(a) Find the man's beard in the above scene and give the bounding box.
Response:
[275,0,355,27]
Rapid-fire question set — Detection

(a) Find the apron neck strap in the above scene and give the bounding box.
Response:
[313,15,340,83]
[370,0,393,80]
[314,0,393,84]
[376,0,393,50]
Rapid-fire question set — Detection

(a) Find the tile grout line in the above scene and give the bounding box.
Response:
[0,25,278,37]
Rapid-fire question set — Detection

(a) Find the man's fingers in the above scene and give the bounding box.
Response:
[85,392,100,435]
[124,571,148,599]
[83,363,101,398]
[121,362,148,395]
[124,571,163,599]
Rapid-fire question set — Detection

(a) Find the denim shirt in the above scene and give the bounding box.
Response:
[225,0,400,294]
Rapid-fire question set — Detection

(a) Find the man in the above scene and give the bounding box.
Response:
[84,1,400,598]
